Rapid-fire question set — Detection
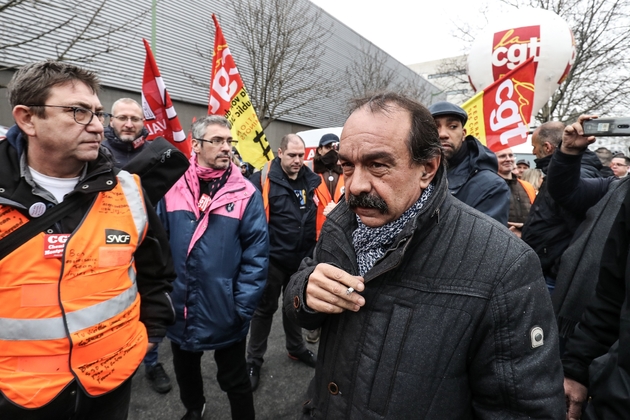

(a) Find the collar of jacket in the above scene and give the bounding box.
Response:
[268,157,321,190]
[446,135,499,193]
[326,163,449,282]
[104,126,148,152]
[534,154,552,174]
[0,126,118,211]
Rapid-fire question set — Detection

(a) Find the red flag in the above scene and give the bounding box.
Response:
[209,14,272,169]
[462,56,536,152]
[141,39,191,156]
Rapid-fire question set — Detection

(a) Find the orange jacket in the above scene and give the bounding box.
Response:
[0,171,148,409]
[312,172,344,239]
[517,178,537,204]
[261,161,344,239]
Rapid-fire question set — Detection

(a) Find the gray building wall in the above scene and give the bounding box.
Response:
[0,0,444,148]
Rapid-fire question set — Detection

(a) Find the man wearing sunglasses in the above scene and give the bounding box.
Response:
[0,61,175,419]
[101,98,149,167]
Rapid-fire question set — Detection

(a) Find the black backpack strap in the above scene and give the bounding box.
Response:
[0,193,94,260]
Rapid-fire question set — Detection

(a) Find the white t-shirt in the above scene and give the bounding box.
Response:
[29,167,79,203]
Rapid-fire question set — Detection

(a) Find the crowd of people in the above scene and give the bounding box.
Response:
[2,60,630,420]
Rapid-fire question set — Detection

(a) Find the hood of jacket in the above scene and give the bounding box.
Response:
[446,135,499,194]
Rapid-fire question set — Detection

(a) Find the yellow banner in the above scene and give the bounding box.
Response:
[461,91,487,146]
[225,87,273,169]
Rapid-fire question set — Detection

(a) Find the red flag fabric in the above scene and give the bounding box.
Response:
[462,56,536,152]
[209,14,272,169]
[141,39,191,156]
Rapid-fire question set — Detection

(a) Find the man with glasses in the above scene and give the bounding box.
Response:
[159,115,268,420]
[494,147,536,237]
[246,134,321,391]
[610,154,630,178]
[0,61,175,419]
[101,97,172,395]
[101,98,148,167]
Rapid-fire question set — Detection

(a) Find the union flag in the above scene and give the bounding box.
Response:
[462,56,536,152]
[141,39,191,156]
[209,14,271,169]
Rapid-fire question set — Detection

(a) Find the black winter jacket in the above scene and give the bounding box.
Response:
[0,125,175,338]
[101,126,149,167]
[562,181,630,417]
[285,165,564,419]
[446,135,510,225]
[250,158,321,272]
[521,150,603,278]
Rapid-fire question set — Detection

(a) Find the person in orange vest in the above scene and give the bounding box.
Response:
[0,61,175,420]
[494,147,536,238]
[305,133,345,345]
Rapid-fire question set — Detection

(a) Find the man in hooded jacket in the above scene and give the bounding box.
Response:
[429,101,510,225]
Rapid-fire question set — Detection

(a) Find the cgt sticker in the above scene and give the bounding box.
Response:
[44,233,71,259]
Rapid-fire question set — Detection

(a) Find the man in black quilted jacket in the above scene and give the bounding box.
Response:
[285,92,564,419]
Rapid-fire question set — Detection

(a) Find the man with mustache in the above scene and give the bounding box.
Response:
[246,134,322,391]
[429,101,510,225]
[101,98,149,167]
[285,92,564,419]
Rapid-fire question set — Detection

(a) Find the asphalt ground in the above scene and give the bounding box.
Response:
[128,305,317,420]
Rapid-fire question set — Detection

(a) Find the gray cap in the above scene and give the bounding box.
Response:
[428,101,468,126]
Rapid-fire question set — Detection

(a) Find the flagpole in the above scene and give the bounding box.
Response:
[151,0,157,55]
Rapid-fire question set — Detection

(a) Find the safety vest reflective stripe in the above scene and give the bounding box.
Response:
[117,171,148,239]
[0,274,137,341]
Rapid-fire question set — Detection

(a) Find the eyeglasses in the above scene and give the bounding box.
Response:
[192,138,238,147]
[113,115,143,123]
[28,105,110,125]
[611,163,628,167]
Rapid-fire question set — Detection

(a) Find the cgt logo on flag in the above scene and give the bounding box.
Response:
[209,14,272,170]
[485,75,534,147]
[492,26,541,80]
[462,56,536,152]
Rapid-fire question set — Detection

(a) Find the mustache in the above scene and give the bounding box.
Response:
[347,192,388,214]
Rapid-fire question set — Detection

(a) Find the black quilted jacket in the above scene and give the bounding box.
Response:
[285,165,565,419]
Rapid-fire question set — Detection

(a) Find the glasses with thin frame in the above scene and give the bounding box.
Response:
[113,115,143,123]
[28,105,110,125]
[193,138,238,147]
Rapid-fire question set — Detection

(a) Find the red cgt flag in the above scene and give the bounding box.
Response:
[209,14,272,169]
[141,39,191,156]
[462,56,536,152]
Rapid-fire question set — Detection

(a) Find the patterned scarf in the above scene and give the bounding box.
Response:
[184,156,233,206]
[352,183,434,276]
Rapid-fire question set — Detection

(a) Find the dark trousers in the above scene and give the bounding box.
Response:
[171,338,254,420]
[247,260,306,366]
[0,377,132,420]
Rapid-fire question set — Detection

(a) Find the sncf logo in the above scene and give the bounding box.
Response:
[105,229,131,244]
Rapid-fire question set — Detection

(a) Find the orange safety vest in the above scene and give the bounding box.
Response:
[313,172,344,239]
[517,178,537,204]
[0,171,148,409]
[260,161,344,240]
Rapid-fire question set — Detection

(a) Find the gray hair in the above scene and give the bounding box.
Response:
[8,61,100,118]
[191,115,231,139]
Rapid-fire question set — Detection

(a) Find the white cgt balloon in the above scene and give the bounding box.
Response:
[467,7,575,121]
